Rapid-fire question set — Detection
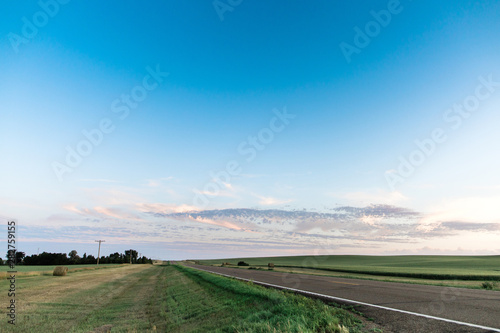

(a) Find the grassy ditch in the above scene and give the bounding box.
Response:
[161,264,377,332]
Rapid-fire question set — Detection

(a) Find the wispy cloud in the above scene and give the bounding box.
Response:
[252,194,293,206]
[136,203,197,214]
[47,199,500,256]
[145,177,176,187]
[331,189,408,205]
[94,206,144,221]
[78,179,121,183]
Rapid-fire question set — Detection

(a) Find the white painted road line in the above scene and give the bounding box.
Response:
[190,266,500,333]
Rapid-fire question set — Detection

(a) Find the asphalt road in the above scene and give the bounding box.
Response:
[186,264,500,333]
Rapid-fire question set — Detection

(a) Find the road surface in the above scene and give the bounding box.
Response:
[186,264,500,333]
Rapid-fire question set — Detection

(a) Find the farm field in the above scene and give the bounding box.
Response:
[0,264,126,278]
[196,255,500,289]
[0,263,380,332]
[1,264,123,272]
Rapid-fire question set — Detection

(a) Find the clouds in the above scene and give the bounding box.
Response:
[141,205,500,252]
[148,205,421,244]
[332,189,409,206]
[62,204,143,221]
[439,221,500,231]
[25,183,500,258]
[253,194,293,206]
[136,203,197,214]
[425,221,500,233]
[46,199,500,256]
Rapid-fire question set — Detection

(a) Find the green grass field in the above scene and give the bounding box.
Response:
[0,263,380,332]
[1,264,122,272]
[0,264,126,278]
[196,255,500,281]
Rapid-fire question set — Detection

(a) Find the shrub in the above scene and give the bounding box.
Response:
[481,281,497,290]
[237,261,249,266]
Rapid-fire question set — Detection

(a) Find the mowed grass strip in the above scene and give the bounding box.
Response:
[67,265,164,332]
[0,263,127,278]
[1,263,378,332]
[162,265,370,332]
[0,264,158,332]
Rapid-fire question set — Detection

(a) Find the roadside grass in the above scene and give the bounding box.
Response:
[481,281,498,290]
[0,263,381,332]
[161,264,375,332]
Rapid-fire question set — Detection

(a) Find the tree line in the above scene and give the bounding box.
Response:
[4,249,152,265]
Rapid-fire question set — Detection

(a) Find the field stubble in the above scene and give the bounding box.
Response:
[0,263,383,332]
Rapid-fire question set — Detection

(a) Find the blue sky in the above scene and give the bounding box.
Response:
[1,0,500,260]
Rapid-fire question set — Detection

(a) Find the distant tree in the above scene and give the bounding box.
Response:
[15,251,25,264]
[6,250,15,263]
[100,256,109,264]
[68,250,80,264]
[86,255,96,264]
[109,252,122,263]
[125,250,138,264]
[23,254,37,265]
[23,252,68,265]
[22,249,153,266]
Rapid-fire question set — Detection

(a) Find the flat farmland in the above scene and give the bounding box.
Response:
[196,255,500,289]
[0,263,381,332]
[0,264,126,278]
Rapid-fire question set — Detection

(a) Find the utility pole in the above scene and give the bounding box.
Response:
[95,240,105,265]
[130,249,132,264]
